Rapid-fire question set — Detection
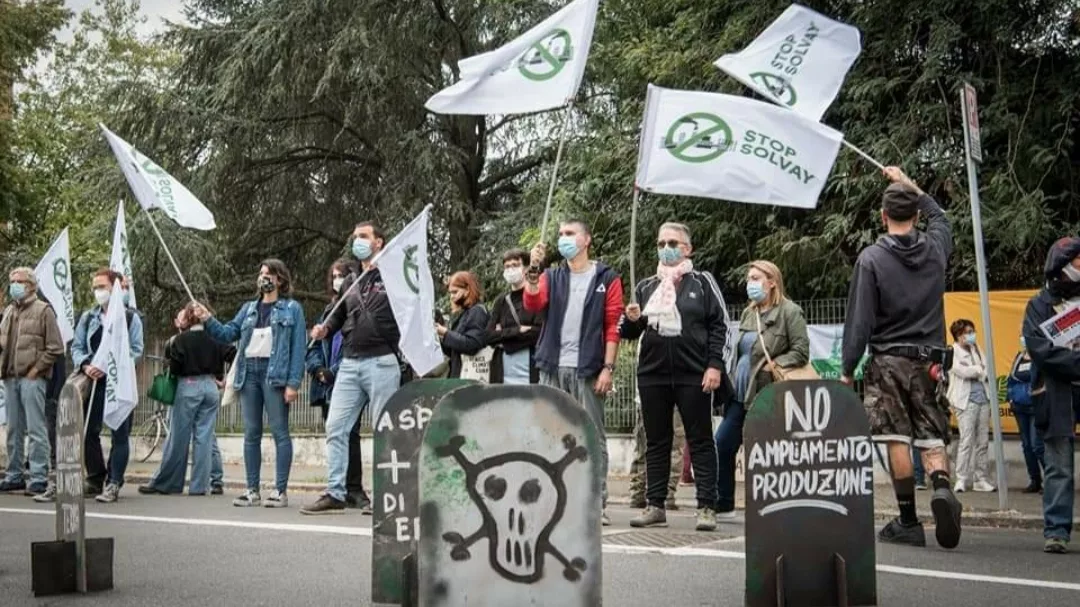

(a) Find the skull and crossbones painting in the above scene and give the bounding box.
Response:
[434,433,589,584]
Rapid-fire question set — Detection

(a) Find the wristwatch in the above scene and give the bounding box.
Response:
[602,363,615,372]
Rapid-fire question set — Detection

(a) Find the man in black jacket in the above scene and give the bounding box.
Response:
[620,222,732,532]
[841,166,962,550]
[487,248,543,384]
[302,221,402,515]
[1021,236,1080,554]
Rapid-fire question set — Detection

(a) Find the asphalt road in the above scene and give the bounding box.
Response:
[0,493,1076,606]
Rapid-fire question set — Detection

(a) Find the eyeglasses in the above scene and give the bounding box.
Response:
[656,240,683,248]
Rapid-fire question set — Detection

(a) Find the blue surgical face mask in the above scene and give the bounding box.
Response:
[964,333,977,345]
[352,238,373,261]
[123,291,131,305]
[8,283,25,301]
[557,236,579,260]
[657,246,683,266]
[747,281,767,302]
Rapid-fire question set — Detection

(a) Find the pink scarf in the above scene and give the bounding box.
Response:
[643,259,693,336]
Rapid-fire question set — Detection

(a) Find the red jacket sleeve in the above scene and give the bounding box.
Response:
[603,277,624,344]
[522,272,549,313]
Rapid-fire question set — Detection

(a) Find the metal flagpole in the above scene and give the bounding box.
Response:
[961,83,1008,511]
[538,103,574,245]
[141,207,197,304]
[629,186,640,303]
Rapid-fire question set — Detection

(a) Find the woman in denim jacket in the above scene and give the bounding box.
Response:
[195,259,306,509]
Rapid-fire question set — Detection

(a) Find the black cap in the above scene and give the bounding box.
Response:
[1043,237,1080,279]
[881,183,921,221]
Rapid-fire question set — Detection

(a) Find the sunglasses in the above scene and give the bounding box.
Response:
[656,240,683,248]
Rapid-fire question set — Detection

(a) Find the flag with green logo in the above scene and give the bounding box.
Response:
[109,201,137,309]
[713,4,861,122]
[90,281,138,431]
[635,85,843,208]
[424,0,599,115]
[371,206,443,390]
[101,124,217,231]
[33,227,76,344]
[808,323,868,380]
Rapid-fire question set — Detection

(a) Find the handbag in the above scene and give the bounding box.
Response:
[755,309,819,382]
[147,368,178,405]
[220,350,241,408]
[459,347,494,383]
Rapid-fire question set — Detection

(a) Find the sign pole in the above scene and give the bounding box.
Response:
[629,187,640,303]
[961,83,1008,511]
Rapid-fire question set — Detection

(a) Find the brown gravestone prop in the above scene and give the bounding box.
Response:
[744,381,877,607]
[371,379,475,606]
[418,384,603,607]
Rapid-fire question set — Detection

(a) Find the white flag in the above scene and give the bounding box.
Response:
[33,228,76,344]
[371,206,444,387]
[714,4,861,121]
[425,0,599,115]
[89,280,138,431]
[109,201,137,309]
[100,124,216,231]
[635,85,843,209]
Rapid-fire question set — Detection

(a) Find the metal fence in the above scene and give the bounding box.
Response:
[131,298,848,435]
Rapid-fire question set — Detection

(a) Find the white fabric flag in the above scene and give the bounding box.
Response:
[425,0,599,115]
[371,205,444,386]
[635,85,843,209]
[109,201,137,309]
[33,228,76,344]
[714,4,861,121]
[89,281,138,431]
[100,124,216,231]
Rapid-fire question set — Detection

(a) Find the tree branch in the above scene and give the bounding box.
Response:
[478,150,553,190]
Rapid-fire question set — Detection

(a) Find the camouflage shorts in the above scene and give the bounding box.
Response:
[863,354,950,448]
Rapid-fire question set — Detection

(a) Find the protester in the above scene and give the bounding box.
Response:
[438,271,490,379]
[715,260,808,519]
[1021,236,1080,554]
[140,303,229,496]
[196,259,306,508]
[0,268,64,496]
[946,319,996,493]
[620,222,730,531]
[628,400,684,510]
[305,258,371,511]
[841,166,962,549]
[525,219,623,526]
[486,249,542,384]
[303,222,401,515]
[1006,336,1043,493]
[72,269,144,502]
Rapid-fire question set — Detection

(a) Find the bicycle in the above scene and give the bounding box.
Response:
[133,402,170,463]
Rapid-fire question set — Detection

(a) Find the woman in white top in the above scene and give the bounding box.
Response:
[946,319,996,493]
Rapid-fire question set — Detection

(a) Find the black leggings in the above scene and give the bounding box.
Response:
[639,383,718,509]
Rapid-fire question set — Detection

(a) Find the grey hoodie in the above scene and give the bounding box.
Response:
[842,194,953,376]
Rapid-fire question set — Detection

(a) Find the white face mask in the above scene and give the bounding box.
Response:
[93,288,111,306]
[503,267,525,285]
[332,277,345,293]
[1063,263,1080,282]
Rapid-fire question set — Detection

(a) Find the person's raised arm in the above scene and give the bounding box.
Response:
[204,303,246,344]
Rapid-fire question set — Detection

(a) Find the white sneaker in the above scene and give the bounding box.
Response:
[264,490,288,508]
[953,480,966,494]
[95,483,120,503]
[233,489,261,507]
[716,509,738,520]
[973,480,996,493]
[33,482,57,503]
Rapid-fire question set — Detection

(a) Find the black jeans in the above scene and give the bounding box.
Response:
[639,382,718,509]
[320,405,367,501]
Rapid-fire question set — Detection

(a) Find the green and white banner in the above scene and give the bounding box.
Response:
[635,84,843,209]
[714,4,861,122]
[33,227,75,344]
[109,201,136,309]
[808,323,867,380]
[425,0,598,115]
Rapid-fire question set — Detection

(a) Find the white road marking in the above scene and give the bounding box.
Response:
[4,507,1079,592]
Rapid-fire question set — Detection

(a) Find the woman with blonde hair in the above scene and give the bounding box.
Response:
[714,260,810,517]
[437,271,491,379]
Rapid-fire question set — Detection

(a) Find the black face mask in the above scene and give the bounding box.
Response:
[258,276,276,294]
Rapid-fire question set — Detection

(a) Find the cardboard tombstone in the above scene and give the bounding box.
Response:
[417,384,603,607]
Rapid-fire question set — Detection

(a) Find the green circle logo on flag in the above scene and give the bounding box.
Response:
[52,258,69,292]
[403,244,421,295]
[663,113,734,163]
[518,29,573,82]
[749,72,797,107]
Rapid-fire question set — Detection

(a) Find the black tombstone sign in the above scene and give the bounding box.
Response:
[31,373,114,596]
[744,380,876,607]
[371,379,476,606]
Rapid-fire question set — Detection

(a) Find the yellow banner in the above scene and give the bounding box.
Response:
[943,290,1038,434]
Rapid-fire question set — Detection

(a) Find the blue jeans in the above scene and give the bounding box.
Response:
[240,358,293,493]
[502,350,531,385]
[540,368,609,508]
[1042,436,1075,541]
[211,436,223,487]
[106,414,133,486]
[714,400,745,513]
[2,377,48,486]
[150,376,220,494]
[1014,410,1045,485]
[325,355,400,501]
